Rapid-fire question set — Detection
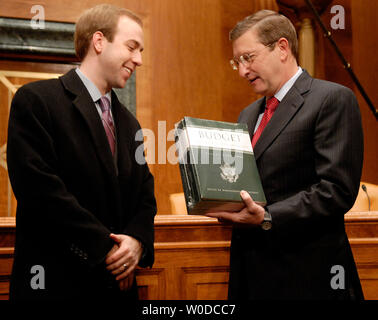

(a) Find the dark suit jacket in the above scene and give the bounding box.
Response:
[231,70,364,300]
[7,69,157,300]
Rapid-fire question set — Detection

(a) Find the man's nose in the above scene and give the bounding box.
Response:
[238,63,249,78]
[132,50,143,67]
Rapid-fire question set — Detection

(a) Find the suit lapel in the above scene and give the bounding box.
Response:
[60,69,117,178]
[111,91,131,176]
[246,98,265,139]
[253,70,312,161]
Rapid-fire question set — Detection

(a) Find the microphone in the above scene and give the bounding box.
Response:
[361,184,371,211]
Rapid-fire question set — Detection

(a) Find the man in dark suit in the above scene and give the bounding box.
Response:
[7,4,156,300]
[206,10,364,299]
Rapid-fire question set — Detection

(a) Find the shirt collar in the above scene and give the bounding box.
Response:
[273,66,303,102]
[75,68,111,103]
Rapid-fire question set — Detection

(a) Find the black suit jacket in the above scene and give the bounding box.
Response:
[7,69,157,300]
[231,70,364,300]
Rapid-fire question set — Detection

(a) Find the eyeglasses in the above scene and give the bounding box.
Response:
[230,42,276,71]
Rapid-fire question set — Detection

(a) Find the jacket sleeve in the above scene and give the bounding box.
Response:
[7,84,114,267]
[121,125,157,268]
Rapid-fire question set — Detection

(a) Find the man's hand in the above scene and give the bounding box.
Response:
[205,190,265,226]
[105,234,143,284]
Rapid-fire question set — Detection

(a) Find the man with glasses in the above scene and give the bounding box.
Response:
[207,10,364,300]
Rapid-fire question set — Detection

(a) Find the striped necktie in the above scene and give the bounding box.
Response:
[98,96,115,155]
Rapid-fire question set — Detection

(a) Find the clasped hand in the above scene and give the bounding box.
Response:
[205,190,265,226]
[105,233,143,291]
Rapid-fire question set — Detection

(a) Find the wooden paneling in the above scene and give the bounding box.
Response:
[0,217,15,300]
[319,0,354,88]
[182,266,229,300]
[315,0,378,184]
[1,212,378,300]
[0,0,125,23]
[345,212,378,299]
[351,0,378,184]
[150,215,231,300]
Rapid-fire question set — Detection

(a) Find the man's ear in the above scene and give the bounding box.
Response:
[277,37,290,62]
[92,31,105,54]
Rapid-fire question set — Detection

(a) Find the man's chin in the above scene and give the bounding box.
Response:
[249,82,271,96]
[113,79,128,89]
[250,85,267,96]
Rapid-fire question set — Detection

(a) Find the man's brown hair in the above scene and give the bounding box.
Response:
[229,10,298,59]
[74,4,142,61]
